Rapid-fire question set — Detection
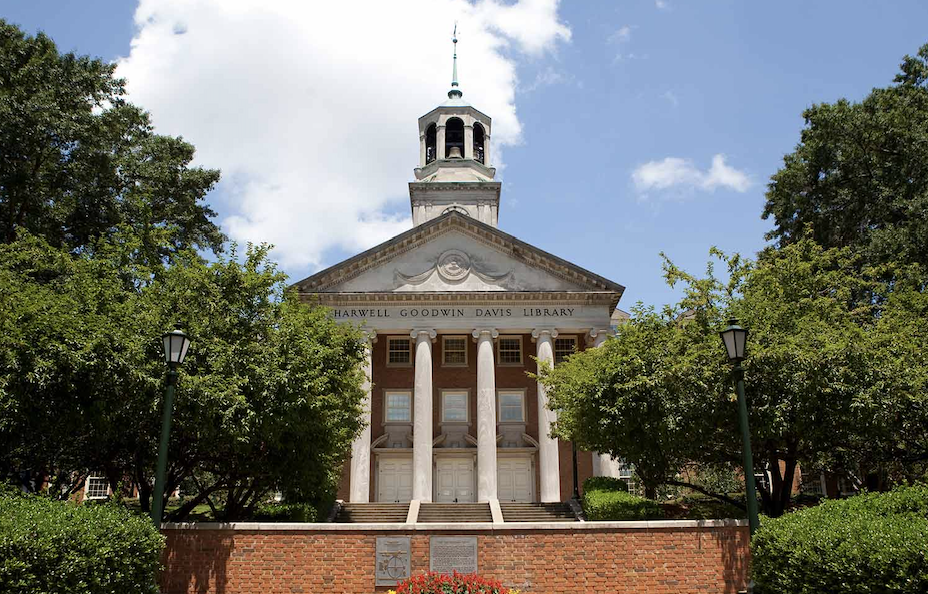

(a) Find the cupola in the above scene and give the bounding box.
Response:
[410,27,501,227]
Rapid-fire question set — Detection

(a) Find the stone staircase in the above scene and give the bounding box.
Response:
[334,502,409,523]
[499,502,578,522]
[417,502,493,523]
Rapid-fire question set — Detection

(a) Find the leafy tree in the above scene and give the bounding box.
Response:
[542,239,926,516]
[0,237,367,520]
[539,305,725,500]
[763,43,928,269]
[0,20,223,266]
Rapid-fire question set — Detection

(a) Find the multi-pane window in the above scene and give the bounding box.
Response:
[498,391,525,423]
[387,337,411,365]
[385,391,411,422]
[554,336,577,364]
[85,473,109,499]
[442,392,468,422]
[497,336,522,365]
[443,336,467,366]
[800,473,826,497]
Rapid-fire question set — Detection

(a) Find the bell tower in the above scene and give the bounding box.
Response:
[410,27,501,227]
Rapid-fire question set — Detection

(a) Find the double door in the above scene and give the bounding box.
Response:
[377,458,413,503]
[435,458,475,502]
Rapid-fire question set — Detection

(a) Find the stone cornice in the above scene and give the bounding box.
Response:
[301,291,617,307]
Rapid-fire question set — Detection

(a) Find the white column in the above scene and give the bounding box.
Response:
[473,328,499,501]
[533,328,560,502]
[464,124,474,160]
[412,329,436,501]
[436,126,446,160]
[587,329,622,478]
[349,332,376,502]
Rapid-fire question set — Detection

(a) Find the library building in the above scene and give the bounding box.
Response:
[294,48,628,521]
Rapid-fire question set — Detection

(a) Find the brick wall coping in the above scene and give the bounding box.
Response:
[161,518,747,531]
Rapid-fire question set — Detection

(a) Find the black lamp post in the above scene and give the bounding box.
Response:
[571,441,580,500]
[151,330,190,526]
[719,318,760,536]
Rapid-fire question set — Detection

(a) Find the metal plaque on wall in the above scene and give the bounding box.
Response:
[375,536,411,586]
[429,536,478,575]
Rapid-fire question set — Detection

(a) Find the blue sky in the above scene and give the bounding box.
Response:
[5,0,928,310]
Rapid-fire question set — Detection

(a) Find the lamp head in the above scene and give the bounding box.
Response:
[719,318,748,362]
[162,330,191,367]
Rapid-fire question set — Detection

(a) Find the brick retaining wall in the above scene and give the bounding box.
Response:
[160,521,750,594]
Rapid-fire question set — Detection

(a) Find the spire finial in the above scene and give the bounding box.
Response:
[449,23,462,100]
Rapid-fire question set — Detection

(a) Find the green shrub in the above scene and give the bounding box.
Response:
[584,476,629,493]
[0,491,164,593]
[752,485,928,594]
[582,477,662,520]
[252,501,319,522]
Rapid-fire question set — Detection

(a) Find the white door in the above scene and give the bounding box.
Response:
[498,458,533,502]
[378,458,413,502]
[435,458,475,502]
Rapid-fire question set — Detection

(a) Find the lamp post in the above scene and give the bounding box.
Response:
[571,441,580,500]
[150,330,190,527]
[719,319,760,537]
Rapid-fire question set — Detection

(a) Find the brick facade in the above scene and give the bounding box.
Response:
[160,524,750,594]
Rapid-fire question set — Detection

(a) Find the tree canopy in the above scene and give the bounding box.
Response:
[541,239,928,516]
[0,237,367,520]
[0,21,368,520]
[763,43,928,270]
[0,19,223,268]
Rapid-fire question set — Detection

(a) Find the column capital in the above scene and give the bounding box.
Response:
[410,329,437,341]
[531,328,558,342]
[362,329,378,343]
[471,328,499,341]
[586,328,611,345]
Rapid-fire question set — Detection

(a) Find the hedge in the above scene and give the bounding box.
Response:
[752,484,928,594]
[581,476,662,520]
[0,490,164,594]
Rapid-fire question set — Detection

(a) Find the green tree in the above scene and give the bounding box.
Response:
[542,239,926,516]
[0,237,367,520]
[0,20,223,267]
[539,305,726,500]
[763,43,928,269]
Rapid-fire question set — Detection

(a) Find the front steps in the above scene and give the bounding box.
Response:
[417,502,493,523]
[499,502,578,522]
[334,502,409,523]
[332,501,579,523]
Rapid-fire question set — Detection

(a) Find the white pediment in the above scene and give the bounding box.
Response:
[333,230,586,293]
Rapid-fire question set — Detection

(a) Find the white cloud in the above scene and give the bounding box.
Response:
[116,0,570,270]
[660,90,678,107]
[520,66,572,93]
[608,25,632,44]
[631,154,751,196]
[655,0,671,10]
[613,52,648,63]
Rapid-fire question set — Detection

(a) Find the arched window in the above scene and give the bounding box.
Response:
[473,123,485,164]
[442,205,468,216]
[445,117,464,159]
[425,123,437,164]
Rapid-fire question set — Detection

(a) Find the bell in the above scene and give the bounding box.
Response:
[448,145,463,159]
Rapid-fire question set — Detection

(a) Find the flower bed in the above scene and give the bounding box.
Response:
[388,571,519,594]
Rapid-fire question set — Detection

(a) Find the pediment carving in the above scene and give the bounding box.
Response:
[394,249,513,290]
